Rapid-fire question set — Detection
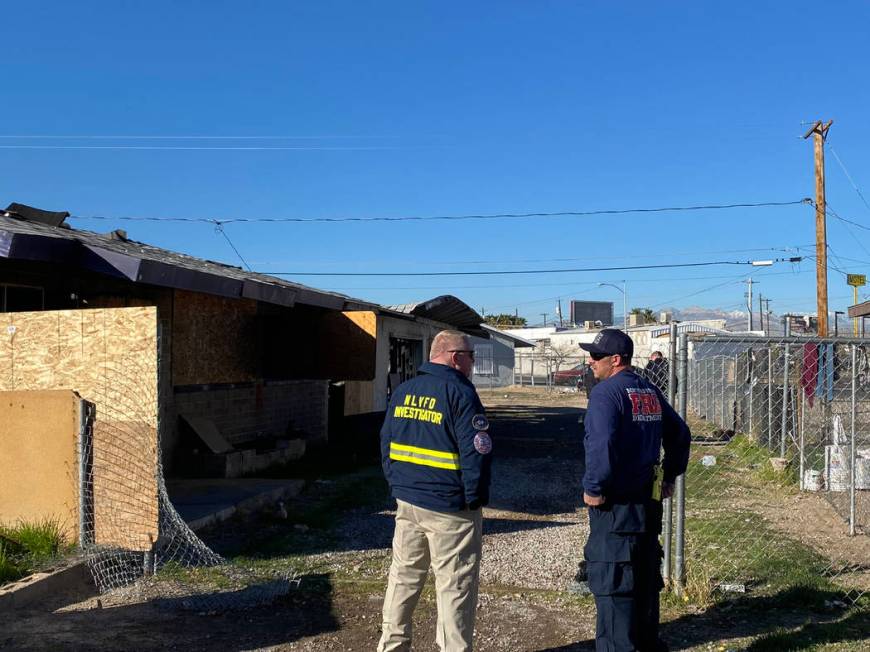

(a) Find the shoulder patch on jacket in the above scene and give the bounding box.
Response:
[474,432,493,454]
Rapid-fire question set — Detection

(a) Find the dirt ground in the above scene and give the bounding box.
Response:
[4,387,868,651]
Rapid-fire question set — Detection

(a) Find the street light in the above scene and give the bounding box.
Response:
[598,281,627,329]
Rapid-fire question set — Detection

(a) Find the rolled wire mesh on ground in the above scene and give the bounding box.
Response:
[684,334,870,602]
[76,325,296,611]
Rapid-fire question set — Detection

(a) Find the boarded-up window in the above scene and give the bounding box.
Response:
[473,343,494,376]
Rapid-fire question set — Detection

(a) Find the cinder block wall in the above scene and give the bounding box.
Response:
[173,380,329,446]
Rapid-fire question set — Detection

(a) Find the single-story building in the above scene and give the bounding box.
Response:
[1,203,493,475]
[469,324,535,389]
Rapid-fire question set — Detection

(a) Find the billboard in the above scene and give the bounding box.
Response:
[570,300,614,327]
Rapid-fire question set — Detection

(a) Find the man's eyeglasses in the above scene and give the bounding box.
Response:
[589,352,612,361]
[449,349,475,361]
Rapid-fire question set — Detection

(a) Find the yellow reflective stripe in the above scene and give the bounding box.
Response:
[390,442,458,461]
[389,452,460,470]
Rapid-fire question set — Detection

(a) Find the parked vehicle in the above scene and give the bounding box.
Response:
[553,363,586,386]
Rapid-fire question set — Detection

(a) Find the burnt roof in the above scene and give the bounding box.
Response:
[386,295,486,336]
[5,203,70,227]
[0,212,376,311]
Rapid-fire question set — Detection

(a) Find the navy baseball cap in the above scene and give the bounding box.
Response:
[579,328,634,357]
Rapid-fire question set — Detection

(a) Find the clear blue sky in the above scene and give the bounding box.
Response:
[4,2,870,325]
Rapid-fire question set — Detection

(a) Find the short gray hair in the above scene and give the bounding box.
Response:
[430,330,470,360]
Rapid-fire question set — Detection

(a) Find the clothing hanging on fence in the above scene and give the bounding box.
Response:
[801,343,818,408]
[745,349,755,384]
[831,414,848,445]
[814,343,835,403]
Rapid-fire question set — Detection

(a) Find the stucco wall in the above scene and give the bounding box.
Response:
[0,390,82,541]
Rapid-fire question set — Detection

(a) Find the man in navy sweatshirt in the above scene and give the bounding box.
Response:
[580,329,691,652]
[378,330,492,652]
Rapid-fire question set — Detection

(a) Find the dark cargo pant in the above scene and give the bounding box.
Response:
[584,497,665,652]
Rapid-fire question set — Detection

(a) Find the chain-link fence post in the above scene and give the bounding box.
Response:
[78,399,95,548]
[749,349,755,437]
[767,347,774,449]
[674,332,688,594]
[851,343,857,536]
[799,390,806,489]
[662,322,677,584]
[780,319,791,457]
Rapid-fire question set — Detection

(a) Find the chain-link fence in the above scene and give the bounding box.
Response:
[2,307,296,611]
[514,350,588,388]
[676,332,870,603]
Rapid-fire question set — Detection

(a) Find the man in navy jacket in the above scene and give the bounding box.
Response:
[581,329,690,652]
[378,330,492,652]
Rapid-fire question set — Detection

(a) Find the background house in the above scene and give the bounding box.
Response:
[470,324,535,389]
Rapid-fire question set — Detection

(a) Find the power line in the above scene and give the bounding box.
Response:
[321,269,814,292]
[0,135,393,140]
[0,145,396,151]
[828,145,870,216]
[825,245,850,277]
[214,224,251,271]
[825,204,870,259]
[826,205,870,232]
[66,199,811,225]
[648,261,804,310]
[650,273,762,310]
[263,258,801,278]
[251,244,812,267]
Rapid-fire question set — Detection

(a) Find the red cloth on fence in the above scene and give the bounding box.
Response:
[801,343,818,408]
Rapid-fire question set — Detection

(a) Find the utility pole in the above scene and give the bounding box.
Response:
[762,298,772,335]
[758,293,765,335]
[541,313,548,327]
[803,119,834,336]
[744,278,757,331]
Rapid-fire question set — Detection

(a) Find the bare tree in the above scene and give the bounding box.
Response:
[542,340,579,373]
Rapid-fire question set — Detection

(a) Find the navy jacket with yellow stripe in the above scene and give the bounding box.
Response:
[381,361,492,512]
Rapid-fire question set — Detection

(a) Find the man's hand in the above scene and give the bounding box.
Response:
[661,481,675,500]
[584,492,606,506]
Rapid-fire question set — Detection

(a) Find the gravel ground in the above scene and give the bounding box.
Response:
[311,396,590,593]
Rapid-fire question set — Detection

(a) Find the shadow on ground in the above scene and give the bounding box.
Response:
[1,573,340,652]
[208,508,578,558]
[534,586,869,651]
[487,404,584,457]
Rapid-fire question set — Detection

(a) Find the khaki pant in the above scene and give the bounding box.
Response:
[378,499,483,652]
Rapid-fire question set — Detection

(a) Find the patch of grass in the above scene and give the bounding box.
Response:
[676,430,847,607]
[0,518,70,585]
[5,518,65,560]
[685,510,833,598]
[746,606,870,651]
[0,541,24,583]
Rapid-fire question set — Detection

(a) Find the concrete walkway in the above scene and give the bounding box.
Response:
[166,478,306,531]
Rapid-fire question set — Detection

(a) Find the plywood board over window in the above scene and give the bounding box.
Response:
[172,289,258,385]
[0,307,159,552]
